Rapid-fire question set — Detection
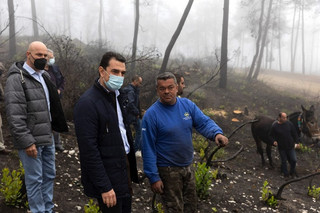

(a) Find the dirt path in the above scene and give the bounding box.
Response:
[258,70,320,101]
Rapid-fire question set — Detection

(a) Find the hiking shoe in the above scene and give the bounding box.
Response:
[290,172,299,178]
[55,144,64,152]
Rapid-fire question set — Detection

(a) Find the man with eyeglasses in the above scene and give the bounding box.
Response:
[142,72,228,212]
[74,51,138,213]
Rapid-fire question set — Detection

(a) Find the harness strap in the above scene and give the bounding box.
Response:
[297,112,303,131]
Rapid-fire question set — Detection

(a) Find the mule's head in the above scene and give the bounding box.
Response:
[301,105,320,141]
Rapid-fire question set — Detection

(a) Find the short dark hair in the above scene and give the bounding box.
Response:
[174,73,183,84]
[131,75,141,82]
[99,51,126,69]
[156,72,177,86]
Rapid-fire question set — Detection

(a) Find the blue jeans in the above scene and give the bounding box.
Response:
[19,142,56,213]
[279,148,297,176]
[133,119,142,152]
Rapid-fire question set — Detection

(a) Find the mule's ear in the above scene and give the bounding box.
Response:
[310,105,315,111]
[301,105,306,111]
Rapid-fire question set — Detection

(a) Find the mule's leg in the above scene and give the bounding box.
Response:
[266,144,274,168]
[254,138,265,166]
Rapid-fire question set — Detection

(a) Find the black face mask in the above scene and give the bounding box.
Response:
[31,54,47,70]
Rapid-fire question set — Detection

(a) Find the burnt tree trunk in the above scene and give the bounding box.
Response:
[219,0,229,89]
[252,0,273,80]
[98,0,103,49]
[301,0,305,74]
[247,0,265,81]
[7,0,16,58]
[130,0,140,74]
[159,0,194,73]
[31,0,39,39]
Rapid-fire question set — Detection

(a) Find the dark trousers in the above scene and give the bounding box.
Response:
[97,196,132,213]
[97,154,133,213]
[279,148,297,176]
[133,119,142,152]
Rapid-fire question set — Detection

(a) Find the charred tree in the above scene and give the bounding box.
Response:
[31,0,39,39]
[290,1,301,73]
[159,0,194,73]
[130,0,140,74]
[219,0,229,89]
[98,0,103,49]
[252,0,273,80]
[277,0,283,72]
[64,0,71,37]
[8,0,16,58]
[247,0,265,81]
[301,0,305,74]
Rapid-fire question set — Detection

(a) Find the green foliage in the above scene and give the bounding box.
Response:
[84,199,101,213]
[212,207,218,212]
[202,108,215,117]
[191,91,206,106]
[308,185,320,199]
[192,134,208,153]
[0,162,27,207]
[219,105,225,110]
[298,143,312,153]
[211,148,226,161]
[212,168,219,180]
[194,162,213,200]
[155,202,164,213]
[261,180,278,207]
[199,148,205,159]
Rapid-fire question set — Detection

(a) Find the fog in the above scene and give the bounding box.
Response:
[1,0,320,74]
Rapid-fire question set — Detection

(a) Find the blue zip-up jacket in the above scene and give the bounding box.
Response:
[142,97,223,184]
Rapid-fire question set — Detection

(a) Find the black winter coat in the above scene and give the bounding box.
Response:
[120,84,141,125]
[74,80,138,199]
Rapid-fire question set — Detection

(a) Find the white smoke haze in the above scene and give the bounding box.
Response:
[1,0,320,74]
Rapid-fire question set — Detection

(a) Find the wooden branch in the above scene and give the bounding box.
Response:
[205,119,258,166]
[275,172,320,200]
[211,145,244,164]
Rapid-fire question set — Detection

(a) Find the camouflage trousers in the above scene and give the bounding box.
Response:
[158,165,197,213]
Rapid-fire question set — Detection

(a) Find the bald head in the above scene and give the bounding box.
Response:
[28,41,47,52]
[26,41,48,71]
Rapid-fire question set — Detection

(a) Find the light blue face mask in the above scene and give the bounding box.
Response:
[47,58,55,66]
[104,71,124,91]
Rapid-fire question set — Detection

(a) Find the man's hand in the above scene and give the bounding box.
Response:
[151,180,164,194]
[25,144,37,158]
[215,134,229,147]
[101,189,117,208]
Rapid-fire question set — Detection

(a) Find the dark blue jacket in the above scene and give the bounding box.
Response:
[74,80,138,199]
[120,84,141,124]
[46,65,65,94]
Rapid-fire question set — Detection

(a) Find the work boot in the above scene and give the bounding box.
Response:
[55,144,64,152]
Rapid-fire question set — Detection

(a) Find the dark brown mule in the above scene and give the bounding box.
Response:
[251,105,320,167]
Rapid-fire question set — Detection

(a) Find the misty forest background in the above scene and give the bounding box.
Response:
[1,0,320,119]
